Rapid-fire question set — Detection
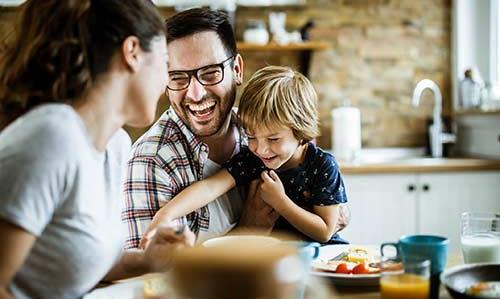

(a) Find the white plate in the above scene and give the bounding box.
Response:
[310,244,381,286]
[83,273,168,299]
[83,280,144,299]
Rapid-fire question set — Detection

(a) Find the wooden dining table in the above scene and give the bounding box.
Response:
[85,248,463,299]
[327,283,452,299]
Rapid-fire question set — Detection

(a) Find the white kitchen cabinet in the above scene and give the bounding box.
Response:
[340,173,418,245]
[418,172,500,252]
[341,171,500,253]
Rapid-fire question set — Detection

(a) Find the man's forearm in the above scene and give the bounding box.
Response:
[335,204,351,233]
[103,250,150,282]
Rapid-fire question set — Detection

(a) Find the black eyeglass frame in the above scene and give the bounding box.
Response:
[166,56,235,91]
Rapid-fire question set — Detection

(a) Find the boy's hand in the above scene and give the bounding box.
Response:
[260,170,287,210]
[139,211,176,249]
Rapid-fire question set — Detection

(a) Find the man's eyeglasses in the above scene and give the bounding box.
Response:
[166,56,235,91]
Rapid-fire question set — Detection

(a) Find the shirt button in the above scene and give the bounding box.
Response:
[201,145,207,151]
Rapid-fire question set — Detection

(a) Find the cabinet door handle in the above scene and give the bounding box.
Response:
[422,184,430,192]
[408,184,415,192]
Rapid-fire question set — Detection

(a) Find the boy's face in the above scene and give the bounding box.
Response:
[247,125,304,170]
[166,31,243,137]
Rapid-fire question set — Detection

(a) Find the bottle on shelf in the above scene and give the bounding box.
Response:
[459,68,483,109]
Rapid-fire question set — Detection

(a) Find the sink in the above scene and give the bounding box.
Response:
[355,147,427,163]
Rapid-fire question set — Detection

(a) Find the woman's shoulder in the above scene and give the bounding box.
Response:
[108,128,132,151]
[0,104,87,161]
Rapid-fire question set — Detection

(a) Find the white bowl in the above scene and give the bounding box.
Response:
[202,235,281,248]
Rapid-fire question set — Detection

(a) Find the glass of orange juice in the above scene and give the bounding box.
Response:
[380,257,430,299]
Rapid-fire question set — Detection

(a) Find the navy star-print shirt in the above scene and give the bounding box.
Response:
[225,142,348,244]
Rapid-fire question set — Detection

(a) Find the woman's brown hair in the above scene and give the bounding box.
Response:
[0,0,165,130]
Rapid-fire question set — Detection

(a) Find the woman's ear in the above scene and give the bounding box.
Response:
[122,36,142,72]
[233,53,244,86]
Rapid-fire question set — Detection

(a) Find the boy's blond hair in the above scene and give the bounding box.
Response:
[238,65,320,143]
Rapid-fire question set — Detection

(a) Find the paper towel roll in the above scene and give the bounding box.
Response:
[331,107,361,162]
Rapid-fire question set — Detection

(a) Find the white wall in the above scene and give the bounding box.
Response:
[452,0,497,109]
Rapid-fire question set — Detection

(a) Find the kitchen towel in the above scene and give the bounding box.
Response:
[331,106,361,162]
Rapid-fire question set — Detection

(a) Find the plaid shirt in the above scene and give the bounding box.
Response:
[121,108,245,249]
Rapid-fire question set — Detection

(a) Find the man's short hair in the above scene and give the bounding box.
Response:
[238,66,320,144]
[165,8,237,58]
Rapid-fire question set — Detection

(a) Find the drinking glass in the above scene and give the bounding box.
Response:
[380,257,430,299]
[461,212,500,263]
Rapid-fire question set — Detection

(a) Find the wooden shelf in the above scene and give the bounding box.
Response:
[237,41,330,51]
[237,40,329,77]
[0,5,19,12]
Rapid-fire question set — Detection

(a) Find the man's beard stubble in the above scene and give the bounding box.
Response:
[185,83,236,138]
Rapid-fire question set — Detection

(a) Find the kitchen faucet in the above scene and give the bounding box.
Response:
[412,79,456,158]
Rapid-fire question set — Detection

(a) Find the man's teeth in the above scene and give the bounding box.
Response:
[187,101,215,112]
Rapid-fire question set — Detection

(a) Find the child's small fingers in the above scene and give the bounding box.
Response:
[139,237,146,249]
[260,170,271,181]
[249,179,259,190]
[268,170,279,181]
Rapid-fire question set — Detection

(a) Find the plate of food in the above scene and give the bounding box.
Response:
[310,245,381,286]
[441,263,500,299]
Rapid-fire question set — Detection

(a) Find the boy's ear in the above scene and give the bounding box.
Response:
[233,53,244,85]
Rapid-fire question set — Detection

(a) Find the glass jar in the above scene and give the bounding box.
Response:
[243,20,269,45]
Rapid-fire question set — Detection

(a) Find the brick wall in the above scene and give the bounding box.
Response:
[233,0,452,149]
[0,0,451,148]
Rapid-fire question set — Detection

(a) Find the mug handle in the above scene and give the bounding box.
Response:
[380,242,399,257]
[309,242,321,259]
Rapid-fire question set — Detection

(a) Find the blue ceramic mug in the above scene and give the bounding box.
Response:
[283,241,320,262]
[381,235,449,299]
[282,241,320,299]
[380,235,448,274]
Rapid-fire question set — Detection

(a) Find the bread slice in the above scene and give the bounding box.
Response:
[143,275,169,297]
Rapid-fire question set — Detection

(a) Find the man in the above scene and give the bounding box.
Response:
[122,8,349,248]
[122,8,279,248]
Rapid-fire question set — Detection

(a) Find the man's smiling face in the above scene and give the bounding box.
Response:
[166,31,241,137]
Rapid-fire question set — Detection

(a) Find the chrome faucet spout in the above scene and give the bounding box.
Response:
[412,79,442,125]
[411,79,454,158]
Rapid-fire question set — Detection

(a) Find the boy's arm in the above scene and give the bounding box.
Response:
[156,169,235,221]
[139,169,235,248]
[274,197,340,243]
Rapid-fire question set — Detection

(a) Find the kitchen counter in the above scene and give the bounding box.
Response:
[340,158,500,174]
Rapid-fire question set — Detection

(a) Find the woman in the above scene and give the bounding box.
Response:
[0,1,194,299]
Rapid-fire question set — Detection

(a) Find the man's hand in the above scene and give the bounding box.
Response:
[238,179,279,233]
[104,225,195,281]
[144,226,195,272]
[334,203,351,233]
[139,212,177,249]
